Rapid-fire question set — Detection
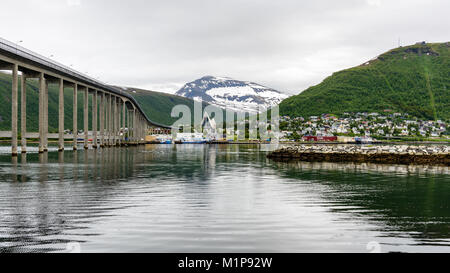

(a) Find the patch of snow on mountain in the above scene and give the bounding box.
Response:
[206,86,258,98]
[175,76,289,113]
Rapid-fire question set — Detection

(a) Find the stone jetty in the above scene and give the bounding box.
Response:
[267,144,450,166]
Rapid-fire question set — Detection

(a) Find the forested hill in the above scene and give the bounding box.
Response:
[279,42,450,120]
[0,73,203,131]
[121,87,210,126]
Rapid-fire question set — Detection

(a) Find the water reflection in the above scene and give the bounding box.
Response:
[0,147,145,252]
[0,144,448,252]
[269,158,450,246]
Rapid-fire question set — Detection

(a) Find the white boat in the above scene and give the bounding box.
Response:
[175,133,208,144]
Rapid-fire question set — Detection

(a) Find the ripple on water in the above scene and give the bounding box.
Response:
[0,144,449,253]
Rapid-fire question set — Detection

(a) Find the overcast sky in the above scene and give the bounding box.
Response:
[1,0,449,94]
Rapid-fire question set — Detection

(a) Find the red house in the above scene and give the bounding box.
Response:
[302,136,337,142]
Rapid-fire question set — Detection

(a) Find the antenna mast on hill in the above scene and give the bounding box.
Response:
[398,37,401,47]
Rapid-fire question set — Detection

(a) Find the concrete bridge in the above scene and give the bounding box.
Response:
[0,37,168,156]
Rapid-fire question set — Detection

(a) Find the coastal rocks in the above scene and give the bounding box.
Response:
[267,144,450,166]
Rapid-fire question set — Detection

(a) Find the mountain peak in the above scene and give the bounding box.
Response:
[176,76,288,113]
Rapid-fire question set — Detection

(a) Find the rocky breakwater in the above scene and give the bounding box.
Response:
[267,145,450,166]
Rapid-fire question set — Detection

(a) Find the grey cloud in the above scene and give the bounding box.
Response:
[1,0,448,94]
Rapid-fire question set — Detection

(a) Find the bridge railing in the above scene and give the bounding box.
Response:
[0,37,169,128]
[0,37,103,87]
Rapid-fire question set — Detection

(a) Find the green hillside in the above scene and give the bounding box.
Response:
[0,73,90,132]
[280,42,450,120]
[123,87,209,127]
[0,72,204,131]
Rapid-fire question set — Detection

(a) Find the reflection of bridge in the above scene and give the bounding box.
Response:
[0,37,168,155]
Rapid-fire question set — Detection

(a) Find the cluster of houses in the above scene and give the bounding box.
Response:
[279,112,448,141]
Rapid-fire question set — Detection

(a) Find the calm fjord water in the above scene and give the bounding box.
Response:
[0,144,449,253]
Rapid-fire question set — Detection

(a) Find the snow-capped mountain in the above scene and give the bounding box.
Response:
[175,76,288,113]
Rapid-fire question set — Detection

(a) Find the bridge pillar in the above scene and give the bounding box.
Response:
[129,109,133,143]
[122,101,126,144]
[133,109,137,144]
[38,73,45,153]
[143,118,145,144]
[92,90,98,149]
[113,96,117,146]
[143,118,146,144]
[137,112,140,144]
[110,95,113,146]
[108,94,112,146]
[100,92,105,147]
[136,115,139,144]
[110,94,114,146]
[117,98,121,146]
[104,93,108,146]
[11,64,18,156]
[127,109,130,144]
[58,78,64,151]
[116,97,121,146]
[143,119,145,143]
[118,100,122,146]
[138,116,141,144]
[141,117,143,144]
[128,110,131,143]
[84,87,89,149]
[21,74,27,153]
[114,96,118,146]
[43,79,49,152]
[73,83,78,150]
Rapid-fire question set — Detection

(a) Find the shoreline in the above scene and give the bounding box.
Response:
[267,144,450,166]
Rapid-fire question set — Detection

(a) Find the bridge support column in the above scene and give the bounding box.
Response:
[127,109,130,144]
[73,83,78,150]
[38,73,45,153]
[133,109,137,144]
[100,92,104,148]
[113,95,116,146]
[127,110,131,144]
[43,80,49,152]
[110,96,116,146]
[116,98,120,146]
[58,79,64,151]
[92,90,98,149]
[105,93,109,146]
[108,94,114,146]
[11,64,18,156]
[21,74,27,153]
[114,97,118,146]
[84,87,89,149]
[116,97,122,146]
[122,101,126,144]
[135,115,138,144]
[142,118,145,144]
[137,116,141,144]
[139,116,142,143]
[143,118,146,144]
[136,115,139,144]
[129,109,133,144]
[108,94,112,146]
[137,116,140,144]
[142,119,145,144]
[118,100,122,146]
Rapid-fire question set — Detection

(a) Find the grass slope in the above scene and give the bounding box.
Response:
[0,73,92,132]
[280,42,450,120]
[124,87,209,127]
[0,73,206,131]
